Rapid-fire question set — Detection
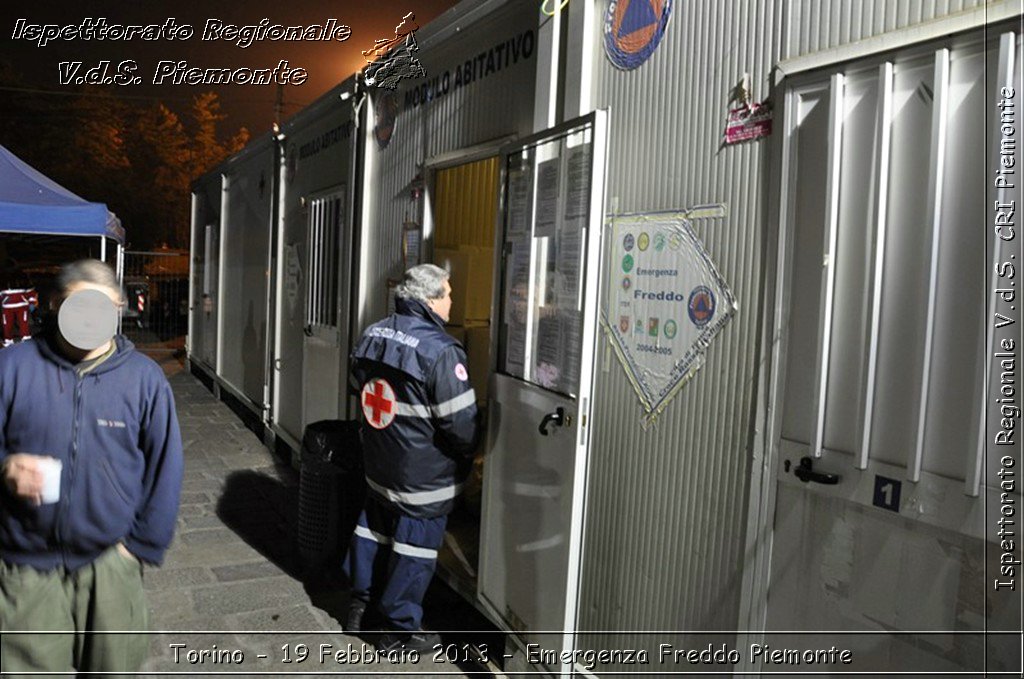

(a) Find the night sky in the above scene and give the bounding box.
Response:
[1,0,461,135]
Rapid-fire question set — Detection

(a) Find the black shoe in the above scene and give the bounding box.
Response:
[376,631,441,655]
[344,601,367,633]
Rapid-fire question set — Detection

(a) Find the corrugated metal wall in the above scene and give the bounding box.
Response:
[578,0,783,645]
[786,0,988,58]
[360,3,536,330]
[361,94,422,328]
[575,0,1000,657]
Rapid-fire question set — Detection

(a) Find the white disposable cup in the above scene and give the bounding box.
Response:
[37,457,62,504]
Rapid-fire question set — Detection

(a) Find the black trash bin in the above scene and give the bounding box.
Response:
[297,420,364,571]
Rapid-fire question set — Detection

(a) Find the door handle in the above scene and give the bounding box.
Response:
[538,407,565,436]
[793,456,840,485]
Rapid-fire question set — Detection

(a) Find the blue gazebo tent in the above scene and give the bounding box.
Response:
[0,144,125,278]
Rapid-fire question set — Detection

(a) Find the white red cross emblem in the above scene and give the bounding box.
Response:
[361,378,396,429]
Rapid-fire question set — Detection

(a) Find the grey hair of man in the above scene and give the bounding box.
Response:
[395,264,450,305]
[55,259,124,304]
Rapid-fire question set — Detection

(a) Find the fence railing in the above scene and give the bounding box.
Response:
[121,250,189,353]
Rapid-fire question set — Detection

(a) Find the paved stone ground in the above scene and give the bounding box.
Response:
[138,357,494,677]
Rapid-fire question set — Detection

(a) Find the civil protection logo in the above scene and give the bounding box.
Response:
[604,0,673,70]
[374,92,399,150]
[688,286,716,327]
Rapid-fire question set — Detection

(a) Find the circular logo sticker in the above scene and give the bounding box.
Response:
[622,276,632,291]
[622,254,634,273]
[623,233,635,251]
[663,319,678,339]
[638,232,650,251]
[654,232,666,251]
[668,232,682,250]
[688,286,716,328]
[374,92,399,150]
[454,363,469,382]
[361,378,397,429]
[604,0,674,70]
[619,315,630,333]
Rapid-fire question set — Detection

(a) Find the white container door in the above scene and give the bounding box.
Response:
[480,111,608,675]
[754,31,1021,673]
[301,188,347,429]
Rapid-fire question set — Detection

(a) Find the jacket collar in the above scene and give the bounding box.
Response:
[38,332,135,374]
[395,296,446,329]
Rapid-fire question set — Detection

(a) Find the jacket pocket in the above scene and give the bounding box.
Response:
[99,455,132,507]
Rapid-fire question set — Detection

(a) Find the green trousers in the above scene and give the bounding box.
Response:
[0,546,149,678]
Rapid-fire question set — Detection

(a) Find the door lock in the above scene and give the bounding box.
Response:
[538,407,566,436]
[793,456,840,485]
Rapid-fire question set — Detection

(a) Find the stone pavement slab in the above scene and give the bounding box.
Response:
[138,365,485,677]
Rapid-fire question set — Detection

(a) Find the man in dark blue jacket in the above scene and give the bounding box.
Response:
[0,259,184,675]
[345,263,480,653]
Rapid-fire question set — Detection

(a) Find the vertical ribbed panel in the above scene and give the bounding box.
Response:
[578,0,780,646]
[787,0,988,58]
[363,100,422,326]
[434,157,499,248]
[577,0,1001,660]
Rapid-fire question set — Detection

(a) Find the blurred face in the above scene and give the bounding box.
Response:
[56,281,124,354]
[427,279,452,323]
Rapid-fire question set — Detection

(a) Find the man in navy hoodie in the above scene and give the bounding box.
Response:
[0,259,184,675]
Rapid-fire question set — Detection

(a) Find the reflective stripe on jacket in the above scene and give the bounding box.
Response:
[351,297,481,518]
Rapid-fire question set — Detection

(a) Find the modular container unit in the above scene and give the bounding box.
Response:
[353,0,542,619]
[355,0,539,331]
[187,80,359,452]
[271,77,359,452]
[189,171,224,373]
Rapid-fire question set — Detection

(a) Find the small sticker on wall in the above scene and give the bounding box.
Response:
[724,100,773,145]
[873,475,902,513]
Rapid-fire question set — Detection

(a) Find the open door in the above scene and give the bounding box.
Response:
[479,111,608,674]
